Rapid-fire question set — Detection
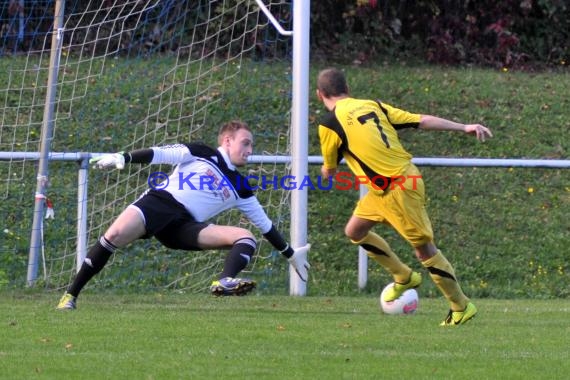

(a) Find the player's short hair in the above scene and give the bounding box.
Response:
[317,68,349,97]
[218,120,251,146]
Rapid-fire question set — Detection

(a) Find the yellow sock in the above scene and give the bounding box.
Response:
[422,250,468,311]
[352,232,411,283]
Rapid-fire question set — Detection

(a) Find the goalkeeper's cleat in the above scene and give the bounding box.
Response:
[440,302,477,326]
[56,292,77,310]
[382,271,422,302]
[210,277,256,296]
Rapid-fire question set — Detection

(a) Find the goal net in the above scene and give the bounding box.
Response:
[0,0,296,294]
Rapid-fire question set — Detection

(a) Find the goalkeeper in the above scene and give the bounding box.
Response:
[57,120,310,310]
[315,68,492,326]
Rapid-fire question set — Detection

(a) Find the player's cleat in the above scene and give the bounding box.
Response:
[210,277,256,296]
[440,302,477,326]
[56,292,77,310]
[382,271,422,302]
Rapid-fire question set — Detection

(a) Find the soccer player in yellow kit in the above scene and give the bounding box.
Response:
[316,68,493,326]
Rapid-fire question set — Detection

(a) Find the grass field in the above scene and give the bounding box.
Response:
[1,292,569,379]
[1,57,568,378]
[1,58,568,297]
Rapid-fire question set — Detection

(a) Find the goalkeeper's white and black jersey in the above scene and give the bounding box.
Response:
[147,143,273,234]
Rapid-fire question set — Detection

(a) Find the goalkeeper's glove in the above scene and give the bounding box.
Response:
[90,153,125,170]
[288,244,311,282]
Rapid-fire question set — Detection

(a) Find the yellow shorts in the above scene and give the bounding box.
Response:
[353,164,434,247]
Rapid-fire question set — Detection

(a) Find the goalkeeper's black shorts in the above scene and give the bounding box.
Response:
[130,189,209,250]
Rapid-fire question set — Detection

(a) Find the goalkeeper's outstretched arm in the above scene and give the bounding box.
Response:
[263,225,311,282]
[89,149,154,169]
[90,145,194,169]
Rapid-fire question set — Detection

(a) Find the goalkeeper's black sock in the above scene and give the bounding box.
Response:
[67,237,116,297]
[219,237,256,278]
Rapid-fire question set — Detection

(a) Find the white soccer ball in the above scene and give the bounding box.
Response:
[379,282,419,315]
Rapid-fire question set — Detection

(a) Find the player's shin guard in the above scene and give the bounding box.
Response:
[67,236,116,297]
[352,232,412,283]
[421,250,469,311]
[219,237,256,278]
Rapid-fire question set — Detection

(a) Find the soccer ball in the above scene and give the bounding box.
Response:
[379,282,419,315]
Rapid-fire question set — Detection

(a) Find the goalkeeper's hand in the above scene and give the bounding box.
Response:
[89,153,125,170]
[288,244,311,282]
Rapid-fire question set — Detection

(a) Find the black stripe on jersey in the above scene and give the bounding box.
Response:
[344,149,392,190]
[321,112,392,190]
[376,100,419,130]
[183,142,254,199]
[319,112,348,165]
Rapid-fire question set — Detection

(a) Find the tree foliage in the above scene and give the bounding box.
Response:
[311,0,569,69]
[1,0,568,69]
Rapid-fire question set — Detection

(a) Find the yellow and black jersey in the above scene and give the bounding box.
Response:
[318,98,420,191]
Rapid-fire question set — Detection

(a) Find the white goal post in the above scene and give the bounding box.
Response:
[23,0,311,295]
[2,1,568,297]
[251,0,311,295]
[1,1,310,295]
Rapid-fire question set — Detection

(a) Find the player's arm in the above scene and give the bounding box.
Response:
[378,101,421,130]
[263,225,311,282]
[419,115,493,142]
[318,124,342,179]
[90,144,193,169]
[238,196,311,282]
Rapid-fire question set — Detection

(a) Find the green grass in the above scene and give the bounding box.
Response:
[1,292,569,379]
[1,57,569,298]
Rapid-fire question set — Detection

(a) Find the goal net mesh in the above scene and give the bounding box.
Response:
[0,0,295,294]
